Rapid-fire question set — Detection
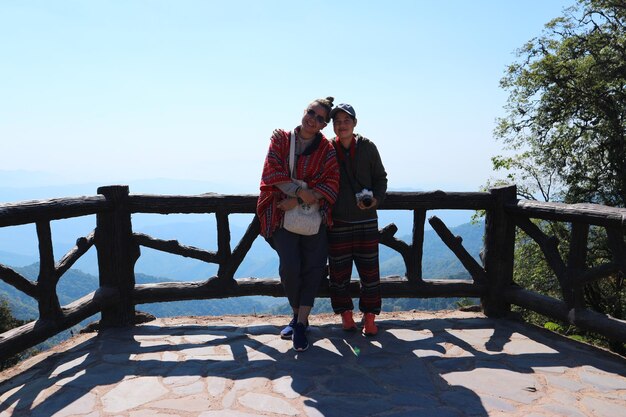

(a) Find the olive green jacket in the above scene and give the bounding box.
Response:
[331,134,388,223]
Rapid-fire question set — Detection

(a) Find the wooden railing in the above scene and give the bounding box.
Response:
[0,184,624,360]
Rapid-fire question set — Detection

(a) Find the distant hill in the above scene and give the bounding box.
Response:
[1,176,485,353]
[0,218,484,354]
[0,266,283,322]
[0,219,484,320]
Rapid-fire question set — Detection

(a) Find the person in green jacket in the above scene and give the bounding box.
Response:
[328,103,388,336]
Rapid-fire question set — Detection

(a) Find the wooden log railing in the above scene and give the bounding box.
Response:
[503,199,626,343]
[0,184,625,361]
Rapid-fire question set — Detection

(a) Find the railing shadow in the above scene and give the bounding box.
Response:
[1,316,624,416]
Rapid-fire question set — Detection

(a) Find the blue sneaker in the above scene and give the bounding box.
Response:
[280,314,298,340]
[292,322,309,352]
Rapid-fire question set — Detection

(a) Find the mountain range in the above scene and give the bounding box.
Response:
[0,218,484,320]
[1,175,485,321]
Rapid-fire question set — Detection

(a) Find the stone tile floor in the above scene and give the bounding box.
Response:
[1,310,625,416]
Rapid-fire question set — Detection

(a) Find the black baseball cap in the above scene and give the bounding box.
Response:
[330,103,356,120]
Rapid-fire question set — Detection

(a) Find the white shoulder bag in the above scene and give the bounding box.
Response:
[282,132,322,235]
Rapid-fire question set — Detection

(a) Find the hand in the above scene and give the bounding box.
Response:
[277,197,298,211]
[271,128,284,142]
[357,196,378,210]
[297,188,318,205]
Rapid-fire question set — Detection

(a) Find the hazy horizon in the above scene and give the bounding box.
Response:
[1,1,574,194]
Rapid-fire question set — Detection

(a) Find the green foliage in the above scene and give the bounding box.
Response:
[0,297,27,370]
[455,297,480,309]
[491,0,626,354]
[494,0,626,206]
[543,321,564,332]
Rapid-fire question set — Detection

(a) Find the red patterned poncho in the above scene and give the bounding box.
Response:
[257,127,339,238]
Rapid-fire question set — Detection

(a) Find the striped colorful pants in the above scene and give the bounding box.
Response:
[328,220,381,314]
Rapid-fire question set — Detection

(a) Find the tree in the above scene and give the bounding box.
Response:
[490,0,625,353]
[495,0,625,206]
[0,297,26,370]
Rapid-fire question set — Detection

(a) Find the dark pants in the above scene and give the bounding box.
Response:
[328,220,381,314]
[272,226,327,309]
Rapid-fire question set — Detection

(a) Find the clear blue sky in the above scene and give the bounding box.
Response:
[0,0,574,194]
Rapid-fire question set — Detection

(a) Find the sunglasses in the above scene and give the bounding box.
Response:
[306,109,327,125]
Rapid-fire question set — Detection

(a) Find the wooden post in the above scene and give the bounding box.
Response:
[216,208,232,278]
[566,222,589,309]
[95,185,139,327]
[409,209,426,282]
[482,185,517,317]
[36,221,62,321]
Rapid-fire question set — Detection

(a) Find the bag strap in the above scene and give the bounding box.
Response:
[289,131,296,179]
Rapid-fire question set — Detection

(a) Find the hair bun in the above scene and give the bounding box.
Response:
[326,96,334,105]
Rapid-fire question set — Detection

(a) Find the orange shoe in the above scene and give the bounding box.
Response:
[362,313,378,336]
[341,310,357,331]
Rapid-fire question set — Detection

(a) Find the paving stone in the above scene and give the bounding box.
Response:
[199,411,262,417]
[501,336,560,355]
[581,396,626,417]
[129,410,182,417]
[579,367,626,391]
[386,328,434,342]
[505,354,571,371]
[443,368,540,404]
[246,325,280,335]
[543,373,587,392]
[305,393,394,417]
[19,387,95,417]
[131,351,164,361]
[102,353,134,364]
[54,369,87,387]
[550,389,581,406]
[391,406,463,417]
[387,391,440,408]
[179,345,232,359]
[49,353,91,377]
[232,377,269,392]
[431,356,476,373]
[412,348,445,358]
[439,388,488,415]
[162,374,201,387]
[542,403,588,417]
[45,391,97,417]
[221,387,238,408]
[148,395,213,412]
[2,312,626,417]
[530,365,569,374]
[324,368,388,395]
[445,328,495,352]
[353,352,399,368]
[479,395,518,413]
[239,392,299,415]
[244,345,278,362]
[303,404,325,417]
[171,379,205,395]
[0,383,22,407]
[206,376,229,396]
[599,390,626,401]
[440,343,476,358]
[102,376,168,413]
[272,375,301,399]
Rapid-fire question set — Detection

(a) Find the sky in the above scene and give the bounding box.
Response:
[0,0,575,195]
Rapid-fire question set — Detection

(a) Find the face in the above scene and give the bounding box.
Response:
[300,103,328,137]
[332,111,356,141]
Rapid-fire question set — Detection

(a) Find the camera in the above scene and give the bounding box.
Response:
[356,188,374,208]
